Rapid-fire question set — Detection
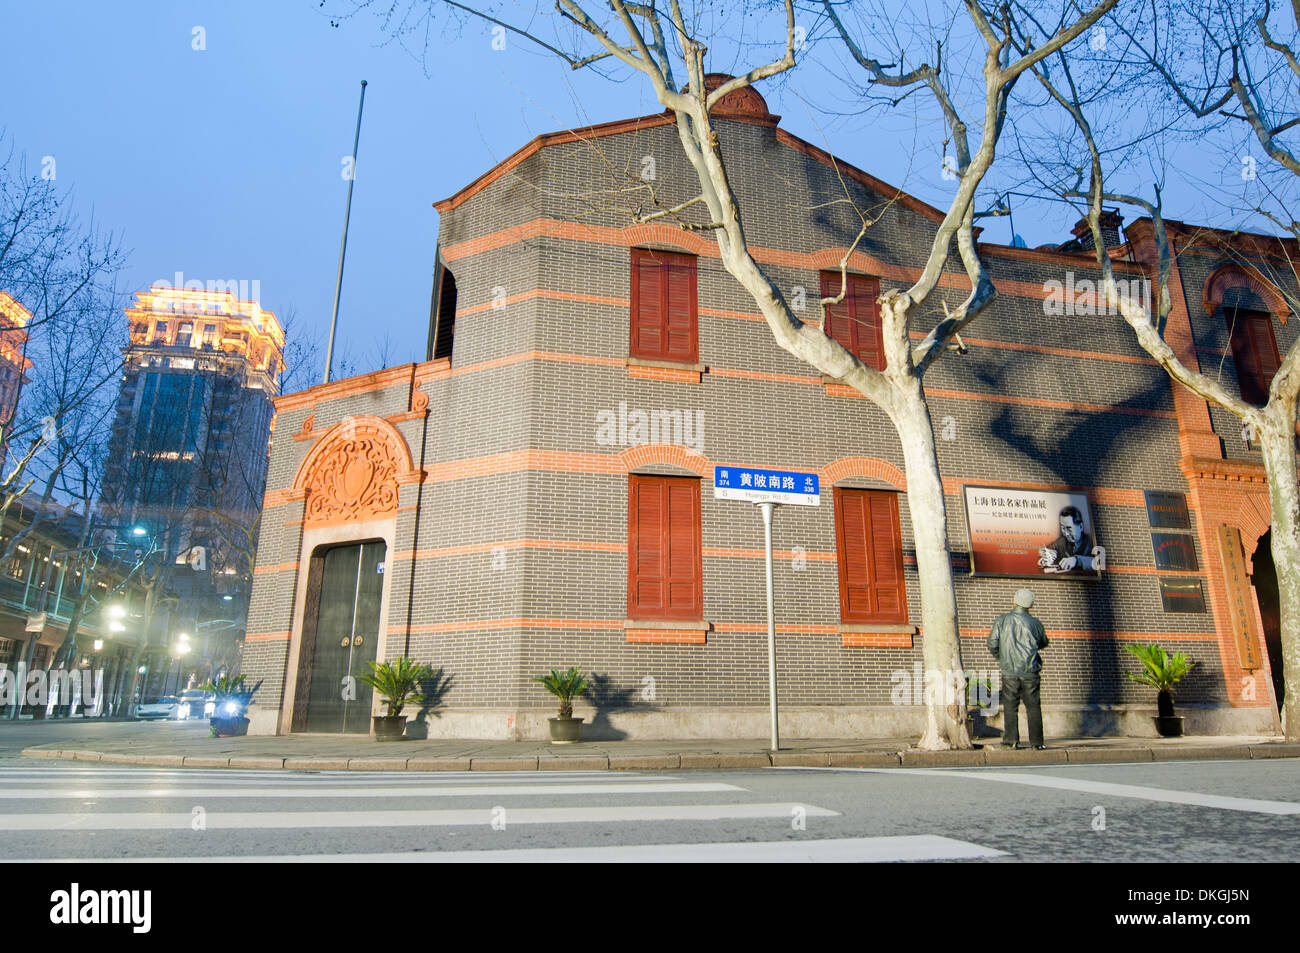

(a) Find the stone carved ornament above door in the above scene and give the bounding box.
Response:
[293,416,413,525]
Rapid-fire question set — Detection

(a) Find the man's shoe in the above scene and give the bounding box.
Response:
[1001,742,1017,749]
[1033,745,1047,750]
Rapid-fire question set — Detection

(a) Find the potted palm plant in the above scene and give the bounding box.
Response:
[201,673,262,738]
[1124,643,1196,737]
[533,666,587,743]
[356,657,434,741]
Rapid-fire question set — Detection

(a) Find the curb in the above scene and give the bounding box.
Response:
[17,743,1299,771]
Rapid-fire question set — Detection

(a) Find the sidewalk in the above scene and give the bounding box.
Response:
[19,723,1300,771]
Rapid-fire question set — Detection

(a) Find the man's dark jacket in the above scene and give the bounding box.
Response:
[988,607,1049,677]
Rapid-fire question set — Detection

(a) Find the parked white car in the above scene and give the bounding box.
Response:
[136,696,179,720]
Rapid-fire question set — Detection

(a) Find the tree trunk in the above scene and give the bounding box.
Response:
[894,382,971,749]
[50,590,89,672]
[1260,416,1300,739]
[119,584,162,718]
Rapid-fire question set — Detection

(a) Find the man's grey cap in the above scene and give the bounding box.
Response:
[1014,588,1036,608]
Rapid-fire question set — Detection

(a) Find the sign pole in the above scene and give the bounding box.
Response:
[712,465,818,752]
[759,501,779,751]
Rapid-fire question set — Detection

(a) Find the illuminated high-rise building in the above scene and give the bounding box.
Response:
[100,285,285,676]
[0,291,34,463]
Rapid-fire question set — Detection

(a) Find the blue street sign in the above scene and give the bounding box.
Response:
[713,466,821,506]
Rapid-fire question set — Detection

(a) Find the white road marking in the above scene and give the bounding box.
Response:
[16,835,1003,863]
[0,781,743,799]
[0,802,839,831]
[772,766,1300,815]
[0,769,675,784]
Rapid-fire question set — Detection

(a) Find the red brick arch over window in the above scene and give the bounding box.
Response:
[1203,265,1291,325]
[293,415,418,526]
[618,443,711,477]
[821,456,908,491]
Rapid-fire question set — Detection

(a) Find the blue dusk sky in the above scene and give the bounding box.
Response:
[3,1,1254,387]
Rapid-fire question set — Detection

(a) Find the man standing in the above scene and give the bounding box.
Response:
[988,589,1049,749]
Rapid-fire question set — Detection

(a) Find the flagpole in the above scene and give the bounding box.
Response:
[324,79,367,385]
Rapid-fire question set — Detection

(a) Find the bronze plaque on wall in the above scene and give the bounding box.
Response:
[1217,525,1263,670]
[1159,578,1206,613]
[1145,490,1191,529]
[1152,532,1198,572]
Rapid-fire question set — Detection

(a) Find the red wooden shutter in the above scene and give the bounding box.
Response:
[632,251,665,358]
[1228,308,1281,406]
[630,476,666,614]
[631,249,698,363]
[834,487,906,624]
[629,475,702,620]
[820,271,856,356]
[820,272,883,370]
[866,492,905,621]
[850,277,882,370]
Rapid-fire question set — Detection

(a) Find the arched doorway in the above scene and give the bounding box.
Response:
[1250,529,1284,713]
[291,540,386,733]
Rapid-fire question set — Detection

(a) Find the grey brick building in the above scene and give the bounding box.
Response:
[244,83,1286,740]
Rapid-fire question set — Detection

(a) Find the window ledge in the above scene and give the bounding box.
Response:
[840,624,916,648]
[626,358,706,372]
[840,623,916,635]
[625,618,712,630]
[625,619,712,645]
[627,358,706,383]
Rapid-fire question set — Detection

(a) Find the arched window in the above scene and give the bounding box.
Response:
[1204,267,1286,407]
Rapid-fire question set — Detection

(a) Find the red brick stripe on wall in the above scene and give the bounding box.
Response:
[440,217,1143,308]
[841,632,915,647]
[702,547,836,560]
[253,562,299,575]
[410,348,1174,422]
[709,367,822,386]
[394,618,625,636]
[245,631,291,642]
[626,628,707,644]
[457,289,628,317]
[628,364,700,383]
[939,478,1147,507]
[393,539,625,561]
[908,331,1161,367]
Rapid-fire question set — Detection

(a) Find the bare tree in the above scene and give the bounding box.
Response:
[344,0,1116,747]
[1011,0,1300,736]
[0,143,129,560]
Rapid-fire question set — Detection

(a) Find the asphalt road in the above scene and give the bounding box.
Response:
[0,757,1296,862]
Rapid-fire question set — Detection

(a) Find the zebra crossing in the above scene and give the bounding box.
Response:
[0,762,1006,861]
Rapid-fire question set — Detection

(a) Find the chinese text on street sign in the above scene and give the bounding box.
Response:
[713,466,820,506]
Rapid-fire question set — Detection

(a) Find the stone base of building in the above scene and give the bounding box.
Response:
[252,703,1281,741]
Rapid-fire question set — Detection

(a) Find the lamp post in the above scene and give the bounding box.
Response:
[170,634,191,696]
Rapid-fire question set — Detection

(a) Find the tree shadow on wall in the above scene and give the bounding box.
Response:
[582,672,660,741]
[980,375,1176,724]
[405,668,455,740]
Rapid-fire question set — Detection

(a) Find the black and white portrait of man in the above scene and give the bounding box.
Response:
[1038,505,1097,573]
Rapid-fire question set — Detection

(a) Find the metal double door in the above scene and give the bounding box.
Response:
[303,541,385,733]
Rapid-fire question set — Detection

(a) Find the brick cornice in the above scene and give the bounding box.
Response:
[275,364,417,413]
[1180,455,1270,485]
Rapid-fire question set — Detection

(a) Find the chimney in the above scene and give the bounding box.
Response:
[1069,210,1123,251]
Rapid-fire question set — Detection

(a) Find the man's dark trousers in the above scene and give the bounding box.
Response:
[1001,675,1044,748]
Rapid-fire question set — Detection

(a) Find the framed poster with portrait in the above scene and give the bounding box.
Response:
[963,486,1104,579]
